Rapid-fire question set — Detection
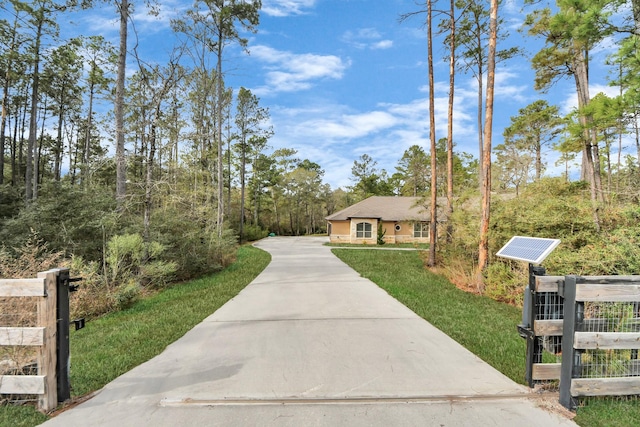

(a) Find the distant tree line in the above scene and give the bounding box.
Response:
[2,0,640,309]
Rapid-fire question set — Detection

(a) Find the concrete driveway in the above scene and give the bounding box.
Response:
[40,236,576,426]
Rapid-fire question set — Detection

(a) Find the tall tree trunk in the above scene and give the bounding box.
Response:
[26,19,44,202]
[216,27,225,235]
[144,109,158,250]
[226,107,233,221]
[239,147,246,243]
[633,0,640,35]
[272,188,281,235]
[635,114,640,170]
[35,98,48,199]
[427,0,437,267]
[572,49,601,230]
[476,35,484,191]
[19,87,29,184]
[446,0,455,244]
[535,135,542,181]
[115,0,129,208]
[0,83,6,185]
[477,0,498,284]
[55,88,65,181]
[0,16,20,185]
[84,77,96,185]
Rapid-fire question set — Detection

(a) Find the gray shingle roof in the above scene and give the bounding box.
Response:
[325,196,432,222]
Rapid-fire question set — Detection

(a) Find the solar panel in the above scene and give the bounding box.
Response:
[496,236,560,264]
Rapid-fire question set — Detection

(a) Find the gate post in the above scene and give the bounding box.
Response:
[56,268,71,402]
[521,264,546,387]
[559,275,578,410]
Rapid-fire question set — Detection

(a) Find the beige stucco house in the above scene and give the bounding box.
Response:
[326,196,439,244]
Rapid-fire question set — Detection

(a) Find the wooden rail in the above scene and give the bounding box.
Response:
[0,270,59,412]
[559,275,640,409]
[521,274,640,410]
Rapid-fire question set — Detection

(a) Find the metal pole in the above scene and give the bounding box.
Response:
[559,275,578,410]
[56,268,71,402]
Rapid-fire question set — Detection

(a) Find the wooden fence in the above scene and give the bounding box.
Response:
[520,273,640,410]
[0,269,60,412]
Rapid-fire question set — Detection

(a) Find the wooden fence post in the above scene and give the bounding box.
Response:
[36,269,58,412]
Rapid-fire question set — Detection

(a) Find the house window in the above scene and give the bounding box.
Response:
[356,222,372,238]
[413,222,429,238]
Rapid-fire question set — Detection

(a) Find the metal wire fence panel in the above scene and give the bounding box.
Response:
[577,301,640,381]
[535,291,564,358]
[524,275,640,408]
[559,277,640,410]
[0,297,38,327]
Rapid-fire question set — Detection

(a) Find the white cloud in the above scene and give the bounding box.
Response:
[342,28,393,50]
[494,70,530,104]
[262,0,317,17]
[249,45,350,94]
[372,40,393,50]
[264,80,482,189]
[303,111,399,139]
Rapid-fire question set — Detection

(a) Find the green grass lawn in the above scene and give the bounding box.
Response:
[0,245,270,427]
[332,248,639,427]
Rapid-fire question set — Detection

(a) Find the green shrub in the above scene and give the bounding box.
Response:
[0,183,116,261]
[440,178,640,305]
[110,279,142,311]
[0,184,22,224]
[68,255,115,319]
[139,260,178,288]
[483,261,527,305]
[105,233,177,288]
[243,224,269,242]
[206,228,239,271]
[377,222,386,245]
[149,207,237,280]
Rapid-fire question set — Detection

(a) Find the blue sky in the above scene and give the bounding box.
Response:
[61,0,628,189]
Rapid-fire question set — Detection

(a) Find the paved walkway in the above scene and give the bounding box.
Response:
[41,236,576,426]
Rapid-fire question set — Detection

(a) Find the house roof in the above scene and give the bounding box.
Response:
[326,196,433,222]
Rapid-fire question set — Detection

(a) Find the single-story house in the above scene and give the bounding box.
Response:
[325,196,443,244]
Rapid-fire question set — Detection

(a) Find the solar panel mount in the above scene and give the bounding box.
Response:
[496,236,560,265]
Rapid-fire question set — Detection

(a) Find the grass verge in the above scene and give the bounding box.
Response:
[0,245,270,427]
[332,248,639,427]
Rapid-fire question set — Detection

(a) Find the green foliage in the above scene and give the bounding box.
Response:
[105,233,177,289]
[206,228,239,271]
[110,279,142,311]
[377,222,386,245]
[149,207,237,279]
[483,261,528,305]
[350,154,394,199]
[68,255,113,319]
[105,233,145,283]
[243,224,269,241]
[0,185,22,224]
[0,183,116,261]
[490,179,597,250]
[439,178,640,304]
